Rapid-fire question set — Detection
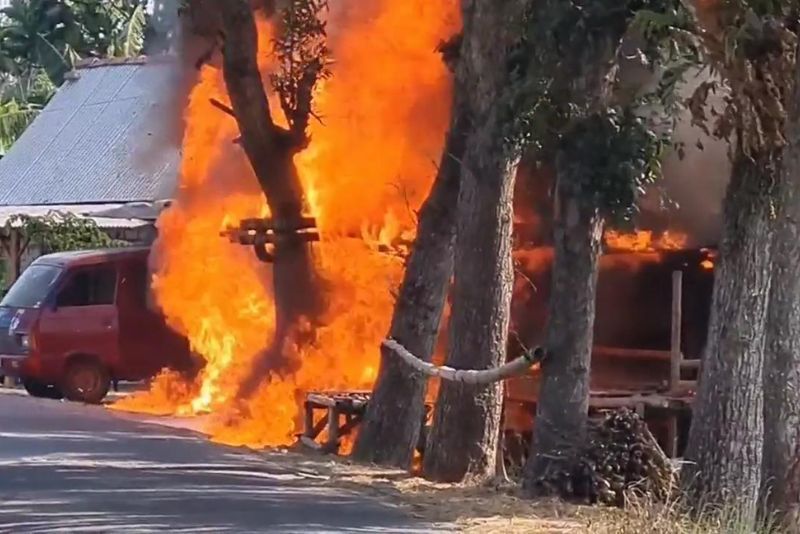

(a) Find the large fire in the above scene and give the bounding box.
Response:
[112,1,460,448]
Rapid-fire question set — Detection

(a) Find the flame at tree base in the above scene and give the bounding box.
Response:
[112,238,406,448]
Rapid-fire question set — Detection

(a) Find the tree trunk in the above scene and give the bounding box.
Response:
[422,141,516,482]
[351,97,467,469]
[681,149,781,526]
[421,0,522,483]
[217,1,324,391]
[518,18,619,494]
[763,162,800,533]
[762,52,800,530]
[522,153,604,493]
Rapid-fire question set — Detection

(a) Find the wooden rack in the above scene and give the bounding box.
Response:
[298,391,370,453]
[221,216,320,263]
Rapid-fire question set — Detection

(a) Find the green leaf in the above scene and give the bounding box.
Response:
[0,98,39,153]
[115,3,147,57]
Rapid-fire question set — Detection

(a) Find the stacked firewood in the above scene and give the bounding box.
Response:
[531,409,675,507]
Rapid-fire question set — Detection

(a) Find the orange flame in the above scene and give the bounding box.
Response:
[604,230,689,253]
[700,248,717,270]
[114,2,460,450]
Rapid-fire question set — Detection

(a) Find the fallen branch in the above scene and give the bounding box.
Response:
[382,338,545,385]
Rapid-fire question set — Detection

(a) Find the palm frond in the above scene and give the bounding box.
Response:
[114,3,147,57]
[0,99,40,154]
[34,32,72,84]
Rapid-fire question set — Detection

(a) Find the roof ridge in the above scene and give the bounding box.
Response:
[73,54,177,70]
[75,57,148,69]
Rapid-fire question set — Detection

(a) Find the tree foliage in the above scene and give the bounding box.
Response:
[557,109,666,223]
[5,212,124,254]
[0,0,150,84]
[0,0,149,153]
[0,0,82,85]
[685,1,799,156]
[270,0,331,147]
[502,0,697,225]
[70,0,150,60]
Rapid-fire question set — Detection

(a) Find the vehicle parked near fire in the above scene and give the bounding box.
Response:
[0,247,198,403]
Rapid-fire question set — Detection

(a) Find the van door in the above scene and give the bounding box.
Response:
[37,264,120,376]
[117,258,182,379]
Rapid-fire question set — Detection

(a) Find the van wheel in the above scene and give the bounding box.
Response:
[63,360,111,404]
[22,379,63,400]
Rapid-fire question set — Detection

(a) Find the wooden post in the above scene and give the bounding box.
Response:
[667,271,683,459]
[665,412,678,458]
[327,406,340,449]
[670,271,683,391]
[303,401,314,437]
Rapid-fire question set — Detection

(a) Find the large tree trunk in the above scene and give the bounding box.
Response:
[351,98,467,469]
[681,149,781,526]
[762,52,800,531]
[522,152,604,493]
[218,2,323,391]
[519,18,620,494]
[421,0,522,483]
[763,162,800,533]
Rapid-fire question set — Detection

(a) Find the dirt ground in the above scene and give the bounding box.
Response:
[261,449,620,533]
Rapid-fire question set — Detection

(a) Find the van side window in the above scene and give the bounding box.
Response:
[56,266,117,307]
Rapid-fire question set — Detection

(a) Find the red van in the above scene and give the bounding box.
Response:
[0,247,198,403]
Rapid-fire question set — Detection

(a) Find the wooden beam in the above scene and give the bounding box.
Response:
[670,271,683,391]
[299,435,323,451]
[592,346,673,361]
[307,393,337,408]
[589,395,671,410]
[681,359,701,370]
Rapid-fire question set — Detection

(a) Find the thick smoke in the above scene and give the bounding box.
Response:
[637,72,730,247]
[616,42,730,247]
[129,0,201,200]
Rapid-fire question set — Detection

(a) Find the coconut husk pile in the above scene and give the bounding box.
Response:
[530,408,676,507]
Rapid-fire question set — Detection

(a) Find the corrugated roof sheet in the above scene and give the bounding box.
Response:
[0,57,181,206]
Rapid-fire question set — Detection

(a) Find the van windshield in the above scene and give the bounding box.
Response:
[1,264,62,309]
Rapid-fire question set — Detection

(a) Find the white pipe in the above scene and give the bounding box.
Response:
[382,338,545,385]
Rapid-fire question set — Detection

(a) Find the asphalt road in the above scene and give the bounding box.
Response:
[0,391,437,533]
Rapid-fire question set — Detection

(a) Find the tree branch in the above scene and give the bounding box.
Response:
[217,0,306,216]
[218,1,276,131]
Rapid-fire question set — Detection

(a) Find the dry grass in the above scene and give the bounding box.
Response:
[588,493,776,534]
[271,450,786,533]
